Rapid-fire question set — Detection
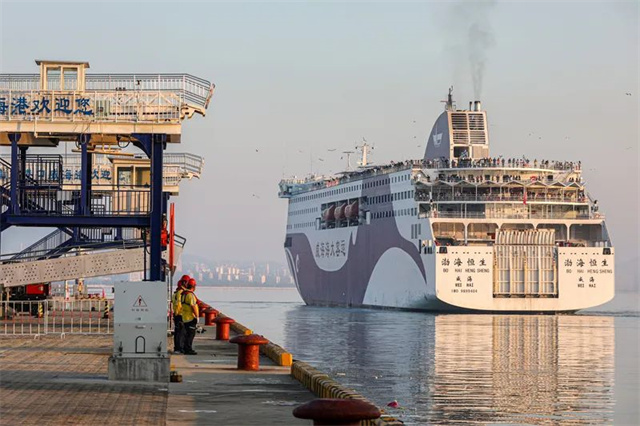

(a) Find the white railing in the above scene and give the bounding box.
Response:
[421,210,598,220]
[0,299,114,335]
[0,73,213,108]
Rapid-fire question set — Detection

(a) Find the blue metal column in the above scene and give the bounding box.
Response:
[9,133,21,214]
[79,135,92,215]
[19,146,27,188]
[150,134,166,281]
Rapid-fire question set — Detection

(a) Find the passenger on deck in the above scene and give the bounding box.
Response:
[181,279,200,355]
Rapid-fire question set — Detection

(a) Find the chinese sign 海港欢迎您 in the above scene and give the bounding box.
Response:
[0,95,93,117]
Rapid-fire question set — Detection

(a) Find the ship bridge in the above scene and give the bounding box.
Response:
[0,60,213,286]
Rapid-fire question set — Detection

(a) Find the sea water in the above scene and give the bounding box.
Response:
[198,287,639,425]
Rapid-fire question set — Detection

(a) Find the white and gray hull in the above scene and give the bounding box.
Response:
[283,170,614,313]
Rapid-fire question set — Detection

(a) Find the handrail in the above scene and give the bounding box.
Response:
[280,158,583,197]
[9,228,71,261]
[0,153,203,188]
[0,73,213,109]
[0,239,145,264]
[416,194,589,203]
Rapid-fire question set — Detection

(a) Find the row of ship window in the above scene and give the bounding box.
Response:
[290,207,319,216]
[290,173,412,204]
[371,208,418,219]
[291,184,362,204]
[288,222,316,230]
[369,190,415,204]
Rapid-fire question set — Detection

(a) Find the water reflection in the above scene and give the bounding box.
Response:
[429,315,614,425]
[283,309,614,425]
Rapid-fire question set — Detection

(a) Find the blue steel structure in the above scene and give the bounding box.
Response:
[2,133,165,280]
[0,60,214,282]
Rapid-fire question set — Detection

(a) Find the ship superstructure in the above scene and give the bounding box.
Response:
[278,90,614,312]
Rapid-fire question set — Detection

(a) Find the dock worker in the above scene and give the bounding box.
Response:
[180,278,200,355]
[172,275,190,354]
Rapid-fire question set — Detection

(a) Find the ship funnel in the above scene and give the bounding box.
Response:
[472,100,482,111]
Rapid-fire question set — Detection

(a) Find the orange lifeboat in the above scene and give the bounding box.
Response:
[345,200,359,218]
[323,205,335,221]
[334,203,347,220]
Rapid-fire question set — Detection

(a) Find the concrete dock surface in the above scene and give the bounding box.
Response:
[0,328,315,425]
[167,329,313,425]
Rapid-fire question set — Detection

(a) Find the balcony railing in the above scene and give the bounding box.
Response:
[0,73,214,124]
[16,185,150,216]
[420,211,600,220]
[417,193,588,203]
[280,157,582,197]
[0,153,203,188]
[0,73,213,107]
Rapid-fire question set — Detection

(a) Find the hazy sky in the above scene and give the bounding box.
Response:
[1,1,638,286]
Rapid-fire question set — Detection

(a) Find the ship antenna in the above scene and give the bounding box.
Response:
[442,86,454,111]
[356,137,372,167]
[342,150,354,171]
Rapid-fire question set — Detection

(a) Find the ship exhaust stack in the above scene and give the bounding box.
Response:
[425,90,489,162]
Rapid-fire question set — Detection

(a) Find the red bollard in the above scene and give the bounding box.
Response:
[229,334,269,371]
[293,399,381,426]
[197,301,211,317]
[213,316,235,340]
[204,309,218,326]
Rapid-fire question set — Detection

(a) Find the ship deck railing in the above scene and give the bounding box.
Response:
[419,177,583,187]
[417,194,588,203]
[0,73,214,124]
[280,158,583,196]
[420,211,603,221]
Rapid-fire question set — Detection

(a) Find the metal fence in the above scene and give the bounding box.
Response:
[0,299,114,335]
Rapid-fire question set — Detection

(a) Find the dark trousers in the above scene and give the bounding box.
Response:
[173,315,184,352]
[183,319,197,353]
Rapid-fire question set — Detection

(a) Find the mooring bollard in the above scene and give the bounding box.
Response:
[229,334,269,371]
[197,301,211,317]
[213,316,235,340]
[204,308,218,326]
[292,398,381,426]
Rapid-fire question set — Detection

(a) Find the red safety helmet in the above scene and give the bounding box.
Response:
[187,278,197,290]
[177,274,190,288]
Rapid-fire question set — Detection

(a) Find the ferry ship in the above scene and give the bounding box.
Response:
[278,90,614,312]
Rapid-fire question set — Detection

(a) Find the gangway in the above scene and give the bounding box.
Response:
[0,234,185,287]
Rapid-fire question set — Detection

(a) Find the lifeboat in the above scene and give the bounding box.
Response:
[345,200,359,218]
[323,205,335,221]
[334,203,347,220]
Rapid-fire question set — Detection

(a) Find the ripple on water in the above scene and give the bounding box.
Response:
[208,299,634,425]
